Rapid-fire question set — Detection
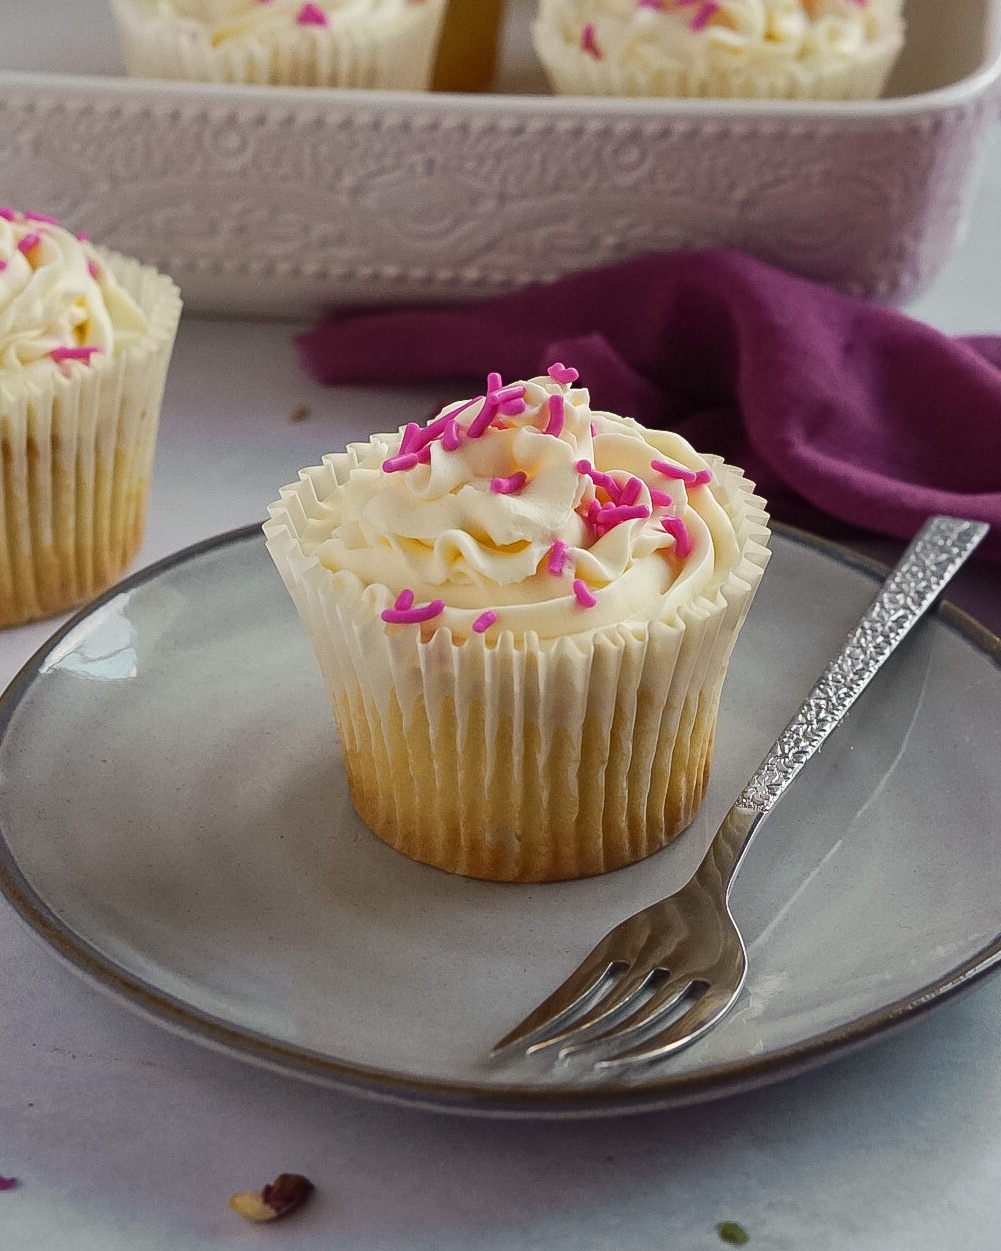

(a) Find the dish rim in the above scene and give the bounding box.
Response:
[3,55,999,117]
[1,521,999,1120]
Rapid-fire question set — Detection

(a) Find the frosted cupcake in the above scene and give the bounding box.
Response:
[533,0,906,100]
[265,367,769,882]
[0,209,182,628]
[109,0,450,90]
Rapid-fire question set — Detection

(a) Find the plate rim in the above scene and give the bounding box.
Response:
[1,521,1000,1120]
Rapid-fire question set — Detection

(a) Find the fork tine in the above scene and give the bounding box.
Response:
[594,983,744,1069]
[491,938,625,1055]
[523,970,659,1056]
[557,974,696,1059]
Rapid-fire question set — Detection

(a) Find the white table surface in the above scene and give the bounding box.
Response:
[2,122,1001,1251]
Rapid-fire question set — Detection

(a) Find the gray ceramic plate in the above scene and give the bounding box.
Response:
[1,525,999,1118]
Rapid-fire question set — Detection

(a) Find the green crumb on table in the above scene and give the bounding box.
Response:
[717,1221,750,1245]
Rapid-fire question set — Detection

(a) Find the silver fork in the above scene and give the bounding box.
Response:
[493,516,989,1071]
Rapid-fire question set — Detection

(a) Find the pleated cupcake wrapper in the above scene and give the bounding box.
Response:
[0,252,182,628]
[266,455,769,881]
[110,0,449,90]
[533,14,904,101]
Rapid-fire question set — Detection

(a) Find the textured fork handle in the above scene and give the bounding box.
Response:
[736,516,988,817]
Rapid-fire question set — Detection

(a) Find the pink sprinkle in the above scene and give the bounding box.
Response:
[381,593,446,625]
[429,396,479,451]
[442,418,463,451]
[491,471,527,495]
[661,516,693,559]
[651,459,713,488]
[547,362,579,386]
[76,231,90,242]
[573,578,597,608]
[466,393,499,439]
[383,451,421,473]
[50,346,101,364]
[492,382,528,418]
[582,498,603,529]
[581,21,601,58]
[398,427,434,461]
[637,0,662,8]
[649,487,673,508]
[415,409,459,449]
[590,421,597,437]
[487,371,503,392]
[87,259,101,280]
[0,260,7,272]
[297,3,328,25]
[399,421,423,454]
[604,503,650,524]
[0,1176,18,1192]
[543,394,565,437]
[594,503,651,535]
[575,459,620,502]
[498,396,527,418]
[17,232,41,256]
[546,539,569,576]
[689,1,719,31]
[24,210,59,225]
[619,476,643,507]
[0,208,16,221]
[472,611,497,633]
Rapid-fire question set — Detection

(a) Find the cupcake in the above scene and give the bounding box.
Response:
[533,0,906,100]
[109,0,451,91]
[266,368,769,882]
[0,209,182,629]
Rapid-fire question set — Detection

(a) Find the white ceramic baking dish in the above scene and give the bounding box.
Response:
[1,0,998,316]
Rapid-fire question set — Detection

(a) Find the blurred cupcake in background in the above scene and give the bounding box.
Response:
[109,0,451,90]
[0,209,181,628]
[533,0,906,100]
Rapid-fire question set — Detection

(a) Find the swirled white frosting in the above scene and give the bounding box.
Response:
[301,372,745,641]
[150,0,429,43]
[0,211,149,378]
[543,0,902,74]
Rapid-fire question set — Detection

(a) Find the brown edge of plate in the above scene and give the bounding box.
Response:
[0,520,999,1120]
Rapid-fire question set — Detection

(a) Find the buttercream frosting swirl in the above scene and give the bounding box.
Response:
[301,370,744,641]
[0,210,149,377]
[546,0,901,74]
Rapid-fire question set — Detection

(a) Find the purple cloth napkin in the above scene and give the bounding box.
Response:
[297,249,1001,562]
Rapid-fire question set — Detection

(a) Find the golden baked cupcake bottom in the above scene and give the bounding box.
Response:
[337,682,717,881]
[0,252,181,629]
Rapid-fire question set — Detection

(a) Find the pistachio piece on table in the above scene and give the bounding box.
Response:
[229,1173,315,1223]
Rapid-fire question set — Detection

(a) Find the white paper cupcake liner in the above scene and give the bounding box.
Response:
[110,0,450,90]
[533,4,905,101]
[0,253,182,628]
[265,454,769,882]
